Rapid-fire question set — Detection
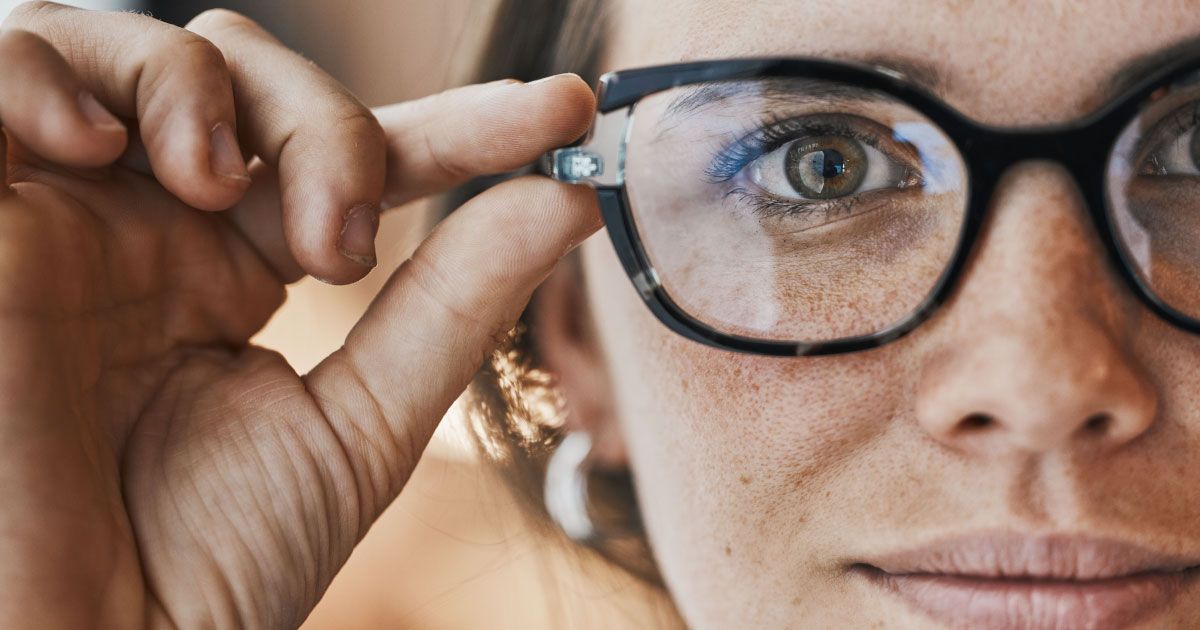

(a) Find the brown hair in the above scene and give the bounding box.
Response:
[456,0,665,589]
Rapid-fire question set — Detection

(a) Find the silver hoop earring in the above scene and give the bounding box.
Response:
[544,431,596,542]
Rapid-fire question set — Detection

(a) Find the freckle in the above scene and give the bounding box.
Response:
[724,545,732,556]
[750,382,760,392]
[733,366,742,378]
[739,475,752,485]
[791,596,802,606]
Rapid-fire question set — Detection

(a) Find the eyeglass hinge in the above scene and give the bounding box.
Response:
[539,107,630,187]
[541,147,605,184]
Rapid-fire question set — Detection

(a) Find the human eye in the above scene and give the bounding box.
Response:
[1137,102,1200,176]
[706,114,925,228]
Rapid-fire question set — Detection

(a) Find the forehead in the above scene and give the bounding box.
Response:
[605,0,1200,126]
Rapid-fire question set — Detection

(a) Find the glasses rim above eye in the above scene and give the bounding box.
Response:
[543,55,1200,357]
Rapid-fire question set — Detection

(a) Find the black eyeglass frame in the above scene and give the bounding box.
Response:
[544,56,1200,357]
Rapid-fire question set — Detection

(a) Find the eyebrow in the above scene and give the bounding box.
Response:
[659,41,1200,127]
[662,77,888,120]
[1109,36,1200,96]
[658,54,946,125]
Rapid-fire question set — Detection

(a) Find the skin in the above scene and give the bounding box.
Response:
[534,0,1200,628]
[7,1,1200,629]
[0,2,597,627]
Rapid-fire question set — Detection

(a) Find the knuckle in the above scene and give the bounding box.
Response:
[406,93,474,179]
[419,121,470,180]
[185,8,263,41]
[135,35,231,122]
[404,251,493,338]
[334,103,386,149]
[175,35,227,73]
[6,1,63,27]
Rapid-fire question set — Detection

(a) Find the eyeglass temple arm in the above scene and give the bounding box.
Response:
[539,106,632,188]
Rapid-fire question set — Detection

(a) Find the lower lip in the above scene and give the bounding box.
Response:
[856,564,1200,629]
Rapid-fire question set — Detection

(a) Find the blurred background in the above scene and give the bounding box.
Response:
[0,0,666,627]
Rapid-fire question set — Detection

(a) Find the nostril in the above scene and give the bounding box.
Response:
[1083,412,1112,434]
[958,412,995,432]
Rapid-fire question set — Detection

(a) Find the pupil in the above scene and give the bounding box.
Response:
[812,149,846,180]
[783,136,866,199]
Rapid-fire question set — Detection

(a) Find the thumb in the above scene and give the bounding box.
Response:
[304,175,601,525]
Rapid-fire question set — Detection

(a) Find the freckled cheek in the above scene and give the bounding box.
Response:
[582,235,899,450]
[580,236,909,546]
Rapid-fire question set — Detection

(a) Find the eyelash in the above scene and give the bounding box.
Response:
[706,114,918,219]
[722,185,869,221]
[1136,102,1200,172]
[706,115,871,183]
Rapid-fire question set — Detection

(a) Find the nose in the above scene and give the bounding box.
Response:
[916,324,1157,456]
[914,163,1158,458]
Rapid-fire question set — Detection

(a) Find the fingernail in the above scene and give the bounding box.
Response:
[77,91,124,132]
[339,203,380,268]
[209,121,250,183]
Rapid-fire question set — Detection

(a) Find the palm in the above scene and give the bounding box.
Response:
[0,160,350,627]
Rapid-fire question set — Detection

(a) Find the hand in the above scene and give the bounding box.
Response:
[0,4,598,628]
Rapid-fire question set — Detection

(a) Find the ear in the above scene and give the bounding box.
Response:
[531,256,628,469]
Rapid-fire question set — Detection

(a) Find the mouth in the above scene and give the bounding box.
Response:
[851,532,1200,629]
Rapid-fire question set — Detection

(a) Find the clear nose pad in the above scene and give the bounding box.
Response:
[540,105,632,187]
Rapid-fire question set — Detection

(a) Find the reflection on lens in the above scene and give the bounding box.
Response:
[623,78,969,343]
[1107,73,1200,322]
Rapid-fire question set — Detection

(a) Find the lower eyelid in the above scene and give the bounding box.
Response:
[726,184,910,230]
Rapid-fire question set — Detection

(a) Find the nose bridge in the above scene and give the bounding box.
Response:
[961,125,1114,238]
[914,160,1158,457]
[967,123,1107,174]
[966,160,1118,320]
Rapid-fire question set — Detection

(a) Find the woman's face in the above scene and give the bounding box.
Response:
[566,1,1200,627]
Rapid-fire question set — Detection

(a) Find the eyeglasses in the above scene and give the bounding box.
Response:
[541,57,1200,356]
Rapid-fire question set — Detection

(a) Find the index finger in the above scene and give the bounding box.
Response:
[223,74,597,285]
[373,74,596,207]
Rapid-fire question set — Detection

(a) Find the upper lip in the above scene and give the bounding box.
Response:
[857,532,1200,581]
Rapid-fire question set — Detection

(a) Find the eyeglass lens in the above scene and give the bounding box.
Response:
[1107,72,1200,321]
[623,74,1200,344]
[624,78,969,343]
